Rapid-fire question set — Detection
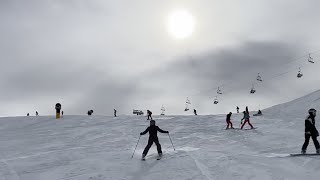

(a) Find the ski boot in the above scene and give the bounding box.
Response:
[157,153,162,160]
[141,154,146,161]
[316,149,320,154]
[301,149,306,154]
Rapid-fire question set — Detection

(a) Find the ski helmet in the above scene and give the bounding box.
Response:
[308,108,317,116]
[150,120,155,125]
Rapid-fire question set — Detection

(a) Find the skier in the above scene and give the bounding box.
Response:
[27,113,29,116]
[258,110,262,115]
[301,108,320,154]
[87,110,93,116]
[194,109,197,115]
[226,112,234,129]
[236,106,239,113]
[36,111,38,116]
[114,109,117,117]
[140,120,169,160]
[147,110,152,120]
[241,111,254,129]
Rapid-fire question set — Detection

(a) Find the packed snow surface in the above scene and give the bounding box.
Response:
[0,113,319,180]
[2,89,320,180]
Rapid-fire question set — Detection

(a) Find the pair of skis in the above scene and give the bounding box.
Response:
[290,153,320,157]
[142,154,162,161]
[225,127,257,130]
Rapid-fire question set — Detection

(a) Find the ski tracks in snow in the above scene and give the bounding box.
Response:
[0,159,20,180]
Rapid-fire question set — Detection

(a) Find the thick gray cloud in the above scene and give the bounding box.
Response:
[1,0,320,116]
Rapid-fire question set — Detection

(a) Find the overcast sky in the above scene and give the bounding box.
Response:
[1,0,320,116]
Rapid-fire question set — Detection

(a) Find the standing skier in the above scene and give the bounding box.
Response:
[114,109,117,117]
[36,111,39,116]
[241,111,254,129]
[147,110,153,120]
[140,120,169,160]
[236,106,239,113]
[226,112,234,129]
[194,109,197,115]
[301,108,320,154]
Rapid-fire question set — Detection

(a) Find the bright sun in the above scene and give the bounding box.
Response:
[167,10,195,39]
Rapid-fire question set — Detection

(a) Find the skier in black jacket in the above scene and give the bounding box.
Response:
[226,112,234,129]
[301,108,320,154]
[147,110,152,120]
[140,120,169,160]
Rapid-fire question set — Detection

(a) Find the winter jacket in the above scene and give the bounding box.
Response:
[140,125,168,138]
[226,114,232,120]
[241,113,250,120]
[305,115,319,136]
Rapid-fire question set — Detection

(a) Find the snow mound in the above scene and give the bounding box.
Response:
[264,89,320,119]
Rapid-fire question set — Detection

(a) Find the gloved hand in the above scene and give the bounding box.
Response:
[166,131,169,134]
[140,132,143,135]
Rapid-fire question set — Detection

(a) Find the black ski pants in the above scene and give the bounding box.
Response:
[142,137,162,155]
[147,115,152,120]
[302,134,320,151]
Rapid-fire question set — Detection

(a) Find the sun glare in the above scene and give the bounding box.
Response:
[167,10,195,39]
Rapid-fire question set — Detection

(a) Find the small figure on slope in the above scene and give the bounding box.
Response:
[147,110,153,120]
[301,108,320,154]
[241,111,254,129]
[140,120,169,160]
[236,106,239,113]
[194,109,197,115]
[226,112,234,129]
[36,111,39,116]
[114,109,117,117]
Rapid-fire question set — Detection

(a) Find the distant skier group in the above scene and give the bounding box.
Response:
[225,106,254,130]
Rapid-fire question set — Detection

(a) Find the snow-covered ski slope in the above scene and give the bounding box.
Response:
[1,92,320,180]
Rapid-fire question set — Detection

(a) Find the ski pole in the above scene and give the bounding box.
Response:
[131,135,141,159]
[168,133,176,151]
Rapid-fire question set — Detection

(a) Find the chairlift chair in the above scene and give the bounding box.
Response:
[213,96,219,104]
[256,73,262,81]
[186,97,191,104]
[250,84,256,94]
[297,68,303,78]
[184,104,189,111]
[217,87,222,94]
[161,105,165,115]
[308,54,314,63]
